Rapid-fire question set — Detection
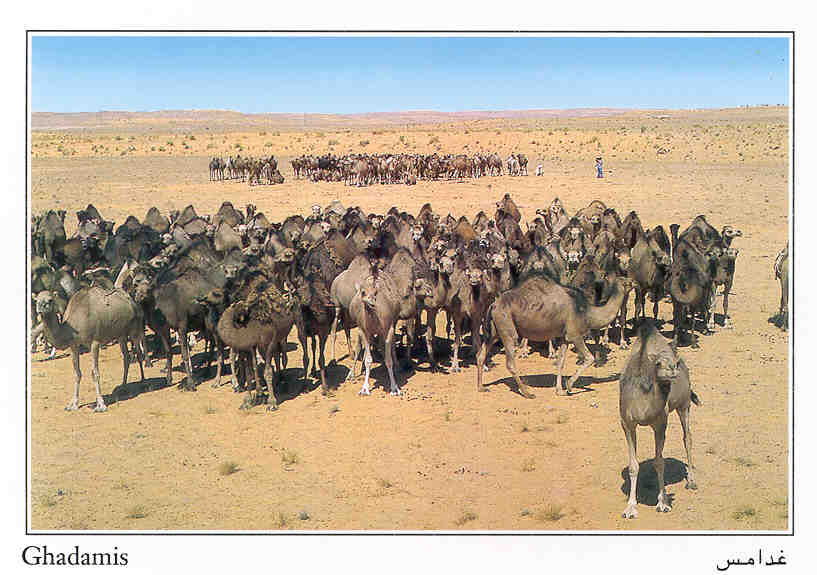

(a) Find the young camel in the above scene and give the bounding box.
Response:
[619,321,700,519]
[476,273,634,397]
[35,288,145,412]
[349,272,402,396]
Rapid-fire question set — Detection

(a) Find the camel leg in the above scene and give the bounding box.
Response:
[566,337,595,394]
[450,313,463,373]
[347,329,361,381]
[621,420,639,519]
[318,332,329,396]
[619,294,630,349]
[212,339,225,388]
[299,330,311,385]
[178,327,197,391]
[385,328,401,396]
[425,308,438,372]
[330,312,340,364]
[119,339,131,398]
[66,345,82,411]
[90,341,107,412]
[503,338,535,399]
[311,335,319,377]
[678,406,697,490]
[241,347,262,410]
[705,289,717,332]
[652,416,671,512]
[476,333,497,392]
[155,325,173,388]
[359,333,373,396]
[229,349,240,391]
[555,343,568,395]
[263,343,279,411]
[722,282,733,329]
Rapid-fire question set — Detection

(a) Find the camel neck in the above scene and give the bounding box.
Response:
[585,283,628,330]
[40,310,73,350]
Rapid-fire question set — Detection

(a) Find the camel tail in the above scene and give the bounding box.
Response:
[690,390,701,406]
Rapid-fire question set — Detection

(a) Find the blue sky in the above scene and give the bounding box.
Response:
[30,35,790,114]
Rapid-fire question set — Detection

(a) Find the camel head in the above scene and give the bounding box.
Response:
[311,205,322,217]
[569,225,581,240]
[320,221,332,234]
[721,225,743,240]
[35,291,57,316]
[491,252,506,270]
[438,255,455,275]
[414,278,433,299]
[652,350,680,382]
[412,225,424,242]
[616,250,632,273]
[466,267,483,286]
[532,260,545,272]
[358,277,378,308]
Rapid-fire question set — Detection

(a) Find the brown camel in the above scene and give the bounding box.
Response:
[35,287,145,412]
[619,321,700,519]
[476,273,634,397]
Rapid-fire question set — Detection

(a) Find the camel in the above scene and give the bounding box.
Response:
[35,287,145,412]
[476,273,634,397]
[349,271,402,396]
[619,321,700,519]
[215,283,299,410]
[775,243,788,330]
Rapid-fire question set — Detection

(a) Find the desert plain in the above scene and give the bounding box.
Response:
[28,106,789,530]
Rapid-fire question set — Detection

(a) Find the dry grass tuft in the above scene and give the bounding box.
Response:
[536,504,564,522]
[455,511,477,526]
[125,505,148,519]
[732,505,757,520]
[522,458,536,472]
[219,461,240,476]
[282,450,299,466]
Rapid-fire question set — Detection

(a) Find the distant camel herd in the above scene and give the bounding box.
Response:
[208,152,530,186]
[30,183,788,519]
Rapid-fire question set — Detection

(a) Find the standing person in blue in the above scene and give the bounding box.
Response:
[595,156,603,178]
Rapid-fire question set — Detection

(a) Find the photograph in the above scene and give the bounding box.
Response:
[11,21,803,571]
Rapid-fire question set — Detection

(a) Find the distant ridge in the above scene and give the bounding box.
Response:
[31,107,633,131]
[31,106,786,132]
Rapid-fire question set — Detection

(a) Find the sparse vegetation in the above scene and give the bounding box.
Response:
[522,458,536,472]
[219,461,240,476]
[455,511,477,526]
[536,504,564,522]
[281,450,299,466]
[732,505,757,520]
[125,505,148,519]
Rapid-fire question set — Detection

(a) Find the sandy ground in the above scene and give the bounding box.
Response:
[29,107,789,530]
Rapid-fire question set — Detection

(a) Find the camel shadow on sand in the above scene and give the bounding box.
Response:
[619,457,688,506]
[482,371,621,396]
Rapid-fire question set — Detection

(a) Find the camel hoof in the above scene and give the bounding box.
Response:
[477,385,488,393]
[622,505,638,519]
[358,388,371,396]
[686,480,698,490]
[64,403,79,412]
[656,502,671,513]
[520,390,536,399]
[266,404,278,412]
[390,389,402,397]
[620,341,630,350]
[449,366,461,374]
[93,404,108,413]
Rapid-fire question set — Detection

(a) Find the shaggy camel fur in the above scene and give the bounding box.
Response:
[619,321,700,519]
[36,288,145,412]
[477,274,634,397]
